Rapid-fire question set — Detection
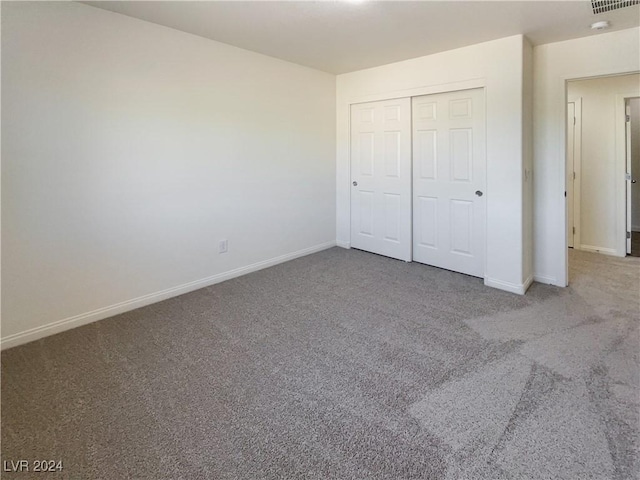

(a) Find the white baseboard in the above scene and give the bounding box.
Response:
[484,276,532,295]
[1,241,336,351]
[578,244,621,257]
[336,240,351,249]
[533,273,558,286]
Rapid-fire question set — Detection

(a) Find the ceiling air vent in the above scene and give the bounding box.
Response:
[591,0,640,14]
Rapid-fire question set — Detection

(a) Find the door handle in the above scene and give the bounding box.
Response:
[353,181,358,186]
[633,180,637,184]
[475,190,483,197]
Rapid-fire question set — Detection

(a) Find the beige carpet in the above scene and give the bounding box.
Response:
[2,248,639,479]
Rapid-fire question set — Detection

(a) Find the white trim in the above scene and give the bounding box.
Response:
[578,244,621,256]
[533,273,557,285]
[484,275,532,295]
[344,102,352,249]
[617,94,640,256]
[574,98,583,251]
[567,97,582,251]
[1,241,336,351]
[347,78,486,106]
[336,240,351,249]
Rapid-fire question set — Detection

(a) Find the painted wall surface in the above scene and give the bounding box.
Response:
[631,98,640,231]
[337,35,528,293]
[1,2,336,346]
[568,74,640,254]
[533,28,640,285]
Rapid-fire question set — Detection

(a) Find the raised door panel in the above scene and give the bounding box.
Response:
[358,132,375,177]
[450,199,473,256]
[417,196,438,248]
[416,130,437,180]
[384,132,401,178]
[383,193,401,242]
[357,190,375,237]
[450,129,472,182]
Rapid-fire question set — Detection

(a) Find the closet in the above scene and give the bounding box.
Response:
[350,88,486,278]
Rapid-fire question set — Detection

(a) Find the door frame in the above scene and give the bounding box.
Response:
[347,80,487,278]
[562,73,640,285]
[617,94,640,255]
[566,97,582,250]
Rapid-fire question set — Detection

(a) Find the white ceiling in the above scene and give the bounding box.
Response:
[83,1,640,74]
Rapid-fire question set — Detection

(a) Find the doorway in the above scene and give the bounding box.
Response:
[627,97,640,257]
[565,74,640,263]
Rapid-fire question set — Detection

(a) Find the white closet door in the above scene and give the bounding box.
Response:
[350,98,412,261]
[412,89,486,277]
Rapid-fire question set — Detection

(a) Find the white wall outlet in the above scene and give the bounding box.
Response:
[218,239,228,254]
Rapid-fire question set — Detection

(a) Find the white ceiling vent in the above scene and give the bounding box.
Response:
[591,0,640,14]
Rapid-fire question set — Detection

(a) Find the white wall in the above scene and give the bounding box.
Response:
[533,28,640,286]
[631,97,640,231]
[567,74,640,254]
[1,2,336,348]
[337,35,530,293]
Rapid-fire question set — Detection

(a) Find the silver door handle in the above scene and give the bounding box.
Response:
[475,190,483,197]
[633,180,637,184]
[353,181,358,186]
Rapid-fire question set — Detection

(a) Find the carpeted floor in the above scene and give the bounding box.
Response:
[1,248,639,479]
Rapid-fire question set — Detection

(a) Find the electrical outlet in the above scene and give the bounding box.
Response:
[219,239,228,254]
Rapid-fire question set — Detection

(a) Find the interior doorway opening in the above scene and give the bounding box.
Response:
[565,73,640,283]
[626,97,640,257]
